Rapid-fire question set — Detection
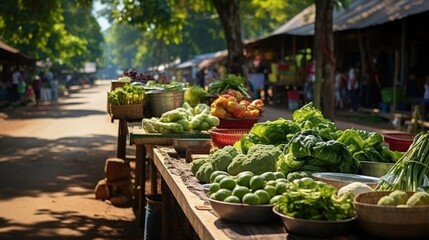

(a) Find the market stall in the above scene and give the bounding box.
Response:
[106,72,429,239]
[151,146,366,239]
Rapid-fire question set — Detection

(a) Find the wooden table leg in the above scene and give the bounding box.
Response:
[117,119,127,159]
[161,179,169,240]
[135,144,147,229]
[147,145,158,195]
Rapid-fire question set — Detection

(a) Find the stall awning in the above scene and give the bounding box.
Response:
[247,0,429,46]
[0,40,36,64]
[276,0,429,36]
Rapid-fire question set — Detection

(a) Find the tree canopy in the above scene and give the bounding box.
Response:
[0,0,104,70]
[102,0,312,70]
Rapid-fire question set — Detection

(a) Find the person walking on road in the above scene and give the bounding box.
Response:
[11,68,21,102]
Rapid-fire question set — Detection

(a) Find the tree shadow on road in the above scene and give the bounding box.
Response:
[0,209,143,239]
[0,134,117,200]
[0,104,107,120]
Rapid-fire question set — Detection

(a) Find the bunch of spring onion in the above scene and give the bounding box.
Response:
[375,131,429,191]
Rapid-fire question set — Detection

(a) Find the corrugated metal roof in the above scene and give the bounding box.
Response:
[272,0,429,36]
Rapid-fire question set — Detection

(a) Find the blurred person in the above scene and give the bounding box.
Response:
[17,77,26,102]
[33,75,42,105]
[11,67,21,101]
[304,59,316,102]
[419,73,429,120]
[348,63,360,112]
[366,63,382,108]
[334,68,346,109]
[51,76,59,101]
[404,67,422,103]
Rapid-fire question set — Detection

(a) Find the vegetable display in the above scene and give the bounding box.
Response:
[142,102,219,133]
[336,129,402,163]
[145,80,185,92]
[207,170,288,205]
[376,132,429,191]
[377,190,429,207]
[107,83,145,105]
[277,130,359,174]
[208,74,250,98]
[274,177,355,221]
[184,85,208,107]
[190,144,283,183]
[210,90,264,119]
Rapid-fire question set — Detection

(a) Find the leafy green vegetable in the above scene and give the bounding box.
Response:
[185,85,208,107]
[234,118,300,153]
[274,178,355,221]
[292,102,337,140]
[336,129,398,163]
[145,80,185,92]
[278,130,359,175]
[207,73,250,98]
[108,83,145,105]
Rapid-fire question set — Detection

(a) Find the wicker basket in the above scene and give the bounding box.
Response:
[108,103,144,119]
[354,191,429,239]
[111,81,127,91]
[208,128,249,148]
[383,133,415,152]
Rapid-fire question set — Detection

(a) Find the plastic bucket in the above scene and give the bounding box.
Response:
[146,90,184,117]
[144,194,162,240]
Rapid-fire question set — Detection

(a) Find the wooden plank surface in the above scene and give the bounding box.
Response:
[151,147,371,240]
[153,147,231,240]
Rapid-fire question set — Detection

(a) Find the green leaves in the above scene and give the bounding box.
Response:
[274,178,355,221]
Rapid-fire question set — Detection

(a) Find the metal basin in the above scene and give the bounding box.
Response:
[208,198,277,224]
[145,90,184,117]
[312,172,380,189]
[273,207,356,237]
[172,138,212,155]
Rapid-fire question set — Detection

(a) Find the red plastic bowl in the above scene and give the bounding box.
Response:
[217,117,260,129]
[208,128,250,148]
[383,133,415,152]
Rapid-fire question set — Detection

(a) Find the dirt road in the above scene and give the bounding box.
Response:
[0,81,142,239]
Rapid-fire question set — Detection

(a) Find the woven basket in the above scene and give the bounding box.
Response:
[108,104,144,119]
[111,81,127,91]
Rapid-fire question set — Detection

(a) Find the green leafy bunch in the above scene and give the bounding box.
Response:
[274,177,355,221]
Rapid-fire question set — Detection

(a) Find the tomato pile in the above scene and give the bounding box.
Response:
[210,90,264,119]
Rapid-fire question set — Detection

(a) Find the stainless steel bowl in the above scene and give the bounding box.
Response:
[359,161,395,177]
[172,138,212,155]
[273,207,356,237]
[312,172,380,189]
[208,198,277,224]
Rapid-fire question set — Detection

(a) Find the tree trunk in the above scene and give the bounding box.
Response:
[212,0,244,75]
[314,0,335,120]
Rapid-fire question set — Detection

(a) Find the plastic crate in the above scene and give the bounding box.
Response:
[287,90,301,101]
[383,133,415,152]
[381,88,403,104]
[379,102,390,113]
[208,128,250,148]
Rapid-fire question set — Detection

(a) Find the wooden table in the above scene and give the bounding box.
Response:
[153,146,239,240]
[151,146,371,240]
[128,125,210,228]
